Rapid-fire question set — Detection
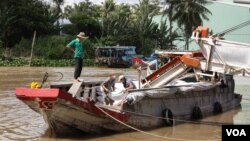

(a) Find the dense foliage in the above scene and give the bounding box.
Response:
[0,58,97,67]
[0,0,59,49]
[0,0,211,66]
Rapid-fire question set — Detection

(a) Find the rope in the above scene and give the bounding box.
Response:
[96,106,221,141]
[54,72,64,81]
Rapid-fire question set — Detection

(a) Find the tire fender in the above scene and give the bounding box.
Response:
[162,108,174,126]
[191,106,203,120]
[213,102,223,114]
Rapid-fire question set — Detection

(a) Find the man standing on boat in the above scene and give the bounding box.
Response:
[66,32,88,82]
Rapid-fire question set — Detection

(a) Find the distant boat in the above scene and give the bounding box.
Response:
[95,46,141,68]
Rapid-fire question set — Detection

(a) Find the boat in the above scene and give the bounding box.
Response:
[15,27,250,135]
[15,76,241,135]
[95,46,141,68]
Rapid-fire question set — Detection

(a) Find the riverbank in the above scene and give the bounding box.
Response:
[0,58,97,67]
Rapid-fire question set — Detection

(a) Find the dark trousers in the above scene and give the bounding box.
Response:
[74,58,83,79]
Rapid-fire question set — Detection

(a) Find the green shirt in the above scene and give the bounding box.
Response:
[67,39,83,59]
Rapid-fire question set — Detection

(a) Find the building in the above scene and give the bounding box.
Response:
[154,0,250,50]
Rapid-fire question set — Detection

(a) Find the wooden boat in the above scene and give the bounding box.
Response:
[15,74,242,135]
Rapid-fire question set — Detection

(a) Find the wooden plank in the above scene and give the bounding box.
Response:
[50,82,73,87]
[80,85,85,97]
[82,81,102,85]
[68,82,83,97]
[83,86,90,101]
[90,86,96,102]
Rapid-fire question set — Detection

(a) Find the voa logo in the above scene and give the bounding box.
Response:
[226,129,246,136]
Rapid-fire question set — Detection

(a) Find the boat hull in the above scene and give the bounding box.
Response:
[15,75,242,135]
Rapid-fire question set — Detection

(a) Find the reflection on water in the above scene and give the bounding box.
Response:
[0,67,250,141]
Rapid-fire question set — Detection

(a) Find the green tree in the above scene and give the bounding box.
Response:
[172,0,211,50]
[63,0,101,38]
[52,0,64,17]
[132,0,159,54]
[95,1,136,46]
[52,0,65,33]
[101,0,116,36]
[0,0,56,50]
[162,0,177,47]
[0,0,8,7]
[64,0,101,18]
[113,4,133,45]
[100,3,134,45]
[0,6,17,49]
[157,19,181,49]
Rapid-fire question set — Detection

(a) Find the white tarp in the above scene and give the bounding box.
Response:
[125,81,217,105]
[97,80,217,105]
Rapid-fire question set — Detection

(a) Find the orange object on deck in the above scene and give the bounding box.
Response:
[141,52,204,86]
[180,54,200,68]
[195,26,209,38]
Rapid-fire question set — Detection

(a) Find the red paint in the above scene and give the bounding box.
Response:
[192,52,204,58]
[132,57,143,65]
[15,87,130,122]
[16,88,59,98]
[16,88,59,109]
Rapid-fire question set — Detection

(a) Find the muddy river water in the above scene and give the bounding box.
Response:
[0,67,250,141]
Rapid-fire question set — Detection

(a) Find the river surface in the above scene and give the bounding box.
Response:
[0,67,250,141]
